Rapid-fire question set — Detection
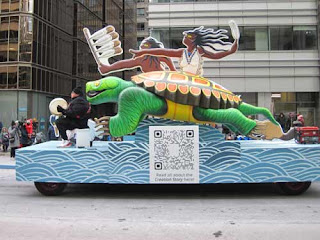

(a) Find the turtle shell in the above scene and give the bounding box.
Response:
[131,71,242,109]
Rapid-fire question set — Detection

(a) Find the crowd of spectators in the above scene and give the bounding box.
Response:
[0,119,45,158]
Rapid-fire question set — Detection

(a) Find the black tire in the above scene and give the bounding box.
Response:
[34,182,67,196]
[274,182,311,195]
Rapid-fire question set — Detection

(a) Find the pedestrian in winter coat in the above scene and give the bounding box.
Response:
[285,113,296,132]
[1,127,9,152]
[276,113,287,131]
[8,121,20,158]
[47,125,58,141]
[20,122,31,147]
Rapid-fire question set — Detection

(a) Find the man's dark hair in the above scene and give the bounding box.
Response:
[72,86,83,96]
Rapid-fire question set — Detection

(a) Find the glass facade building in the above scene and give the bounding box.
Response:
[0,0,137,129]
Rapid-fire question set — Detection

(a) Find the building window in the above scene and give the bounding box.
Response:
[269,27,293,50]
[7,65,17,89]
[1,0,10,13]
[137,23,145,31]
[152,25,318,52]
[293,26,317,50]
[0,16,9,62]
[137,8,145,16]
[10,0,20,12]
[170,27,190,48]
[273,92,317,127]
[242,27,268,51]
[20,16,33,62]
[0,66,8,89]
[137,37,144,48]
[19,66,31,89]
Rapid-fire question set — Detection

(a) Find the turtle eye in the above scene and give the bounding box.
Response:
[94,80,101,88]
[187,34,193,39]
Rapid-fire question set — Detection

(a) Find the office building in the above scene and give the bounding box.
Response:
[0,0,137,128]
[137,0,149,47]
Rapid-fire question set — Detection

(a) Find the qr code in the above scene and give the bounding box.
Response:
[153,129,196,170]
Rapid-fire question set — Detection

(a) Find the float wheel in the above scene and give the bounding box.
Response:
[274,182,311,195]
[34,182,67,196]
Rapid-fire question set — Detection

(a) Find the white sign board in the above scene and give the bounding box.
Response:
[149,125,199,183]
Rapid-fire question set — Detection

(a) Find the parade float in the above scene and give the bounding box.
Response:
[15,22,320,196]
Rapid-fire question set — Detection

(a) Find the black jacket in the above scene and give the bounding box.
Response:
[20,125,30,145]
[64,96,90,120]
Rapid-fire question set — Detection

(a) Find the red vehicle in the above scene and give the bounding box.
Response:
[295,127,320,144]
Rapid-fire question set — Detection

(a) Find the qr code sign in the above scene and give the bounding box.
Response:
[149,126,199,184]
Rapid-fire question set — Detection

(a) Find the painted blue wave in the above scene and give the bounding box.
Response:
[261,176,299,182]
[84,175,109,183]
[241,173,255,183]
[51,161,87,176]
[86,160,113,173]
[112,161,144,174]
[298,147,320,158]
[204,152,240,170]
[127,170,149,183]
[254,148,305,164]
[241,153,261,167]
[200,165,216,177]
[293,168,320,181]
[201,171,241,183]
[18,151,73,166]
[62,169,98,181]
[17,163,58,180]
[16,172,28,181]
[107,142,145,158]
[109,174,135,183]
[69,151,106,163]
[15,155,33,168]
[279,160,317,175]
[242,162,288,176]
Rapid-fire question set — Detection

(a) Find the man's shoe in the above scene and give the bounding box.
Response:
[57,140,72,148]
[61,141,72,148]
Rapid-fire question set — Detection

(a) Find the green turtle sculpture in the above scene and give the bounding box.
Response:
[86,71,283,139]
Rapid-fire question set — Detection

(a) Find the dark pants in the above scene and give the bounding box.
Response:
[56,117,88,140]
[10,147,18,158]
[2,144,8,152]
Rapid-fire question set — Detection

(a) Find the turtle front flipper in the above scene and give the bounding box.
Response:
[109,87,167,137]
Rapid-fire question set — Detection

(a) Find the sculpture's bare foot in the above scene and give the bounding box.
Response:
[249,120,284,140]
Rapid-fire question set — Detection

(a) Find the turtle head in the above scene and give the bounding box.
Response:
[86,76,131,105]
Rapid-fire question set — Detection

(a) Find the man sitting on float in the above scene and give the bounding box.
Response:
[55,87,91,148]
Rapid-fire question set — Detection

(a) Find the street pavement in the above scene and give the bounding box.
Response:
[0,151,14,168]
[0,154,320,240]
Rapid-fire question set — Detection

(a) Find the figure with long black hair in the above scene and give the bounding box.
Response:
[130,21,239,76]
